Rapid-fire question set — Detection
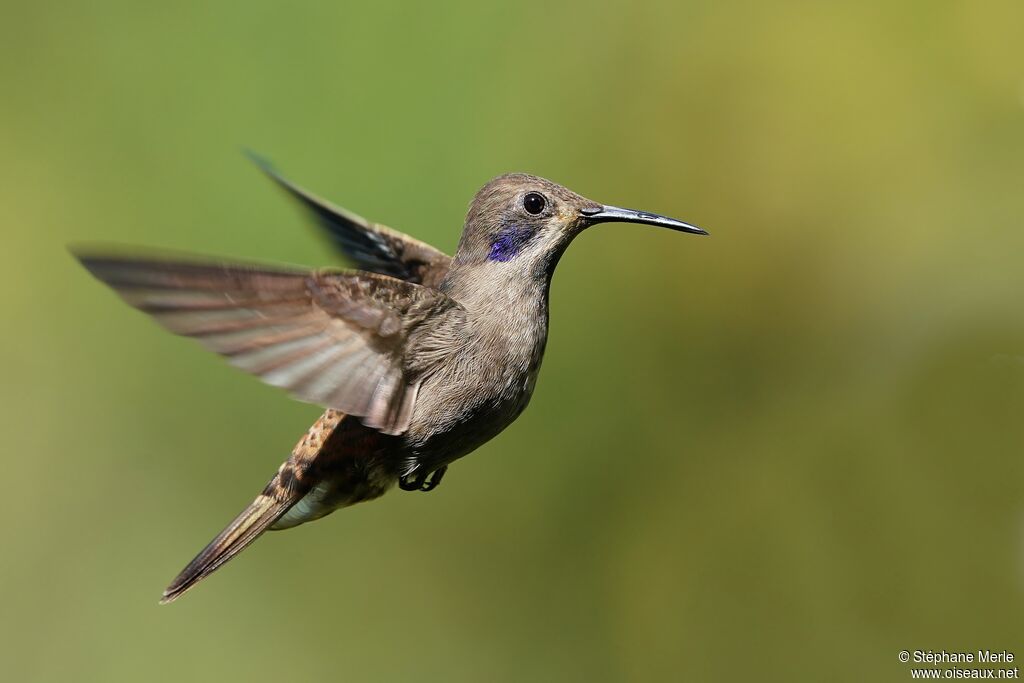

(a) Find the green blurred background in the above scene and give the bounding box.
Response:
[2,2,1023,681]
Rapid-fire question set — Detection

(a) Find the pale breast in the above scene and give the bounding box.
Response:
[402,303,548,469]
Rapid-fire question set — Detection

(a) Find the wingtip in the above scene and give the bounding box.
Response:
[69,246,110,279]
[67,244,158,270]
[68,242,103,264]
[244,149,305,197]
[243,148,278,176]
[67,248,155,285]
[243,151,330,212]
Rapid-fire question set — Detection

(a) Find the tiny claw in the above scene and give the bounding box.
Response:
[398,466,447,492]
[419,466,447,492]
[398,472,424,491]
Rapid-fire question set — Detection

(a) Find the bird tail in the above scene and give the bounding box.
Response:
[159,479,301,605]
[158,410,374,604]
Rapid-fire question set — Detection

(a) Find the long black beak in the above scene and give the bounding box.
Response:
[581,205,708,235]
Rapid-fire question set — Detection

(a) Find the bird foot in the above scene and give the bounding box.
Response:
[398,466,447,492]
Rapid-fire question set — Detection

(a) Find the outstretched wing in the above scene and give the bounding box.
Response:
[77,253,464,435]
[249,153,452,288]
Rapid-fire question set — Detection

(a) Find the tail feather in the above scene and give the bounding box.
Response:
[159,491,296,604]
[159,411,348,604]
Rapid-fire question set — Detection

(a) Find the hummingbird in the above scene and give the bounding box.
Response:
[75,156,707,603]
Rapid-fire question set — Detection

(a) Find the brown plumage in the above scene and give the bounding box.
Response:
[75,157,707,603]
[160,410,395,604]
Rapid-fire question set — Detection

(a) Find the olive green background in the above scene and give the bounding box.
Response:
[2,2,1023,681]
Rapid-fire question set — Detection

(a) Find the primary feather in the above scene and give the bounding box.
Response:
[248,152,452,287]
[77,254,463,435]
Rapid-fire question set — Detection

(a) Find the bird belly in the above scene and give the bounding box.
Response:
[402,353,542,475]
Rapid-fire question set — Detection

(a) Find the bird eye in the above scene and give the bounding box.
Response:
[523,192,546,215]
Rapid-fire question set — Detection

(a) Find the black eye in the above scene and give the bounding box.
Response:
[523,192,546,215]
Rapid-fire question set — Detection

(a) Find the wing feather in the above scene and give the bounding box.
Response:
[248,153,452,287]
[77,253,463,435]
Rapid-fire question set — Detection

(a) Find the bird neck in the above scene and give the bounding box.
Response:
[441,259,552,326]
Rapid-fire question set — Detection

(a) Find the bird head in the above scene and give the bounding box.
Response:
[452,173,706,278]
